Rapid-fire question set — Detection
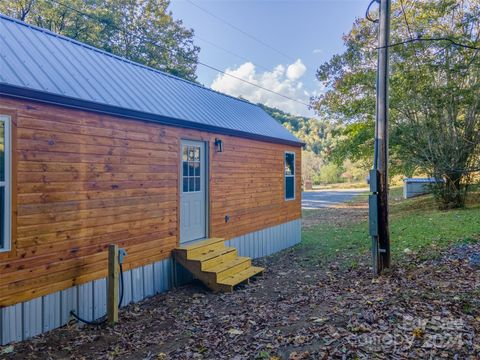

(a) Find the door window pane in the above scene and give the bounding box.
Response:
[188,162,195,176]
[182,145,201,193]
[194,177,200,192]
[193,162,200,176]
[188,147,195,161]
[188,177,195,192]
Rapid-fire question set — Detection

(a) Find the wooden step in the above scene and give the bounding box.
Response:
[175,238,226,259]
[216,266,264,292]
[177,238,226,251]
[203,257,252,282]
[173,240,265,293]
[190,247,237,270]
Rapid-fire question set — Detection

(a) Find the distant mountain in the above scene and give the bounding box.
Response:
[258,103,336,158]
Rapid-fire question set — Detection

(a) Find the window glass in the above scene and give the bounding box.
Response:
[188,177,195,192]
[188,162,195,177]
[285,152,294,176]
[285,177,294,200]
[194,177,200,192]
[285,152,295,200]
[0,121,4,182]
[0,116,9,252]
[0,187,3,248]
[182,145,201,193]
[188,147,195,161]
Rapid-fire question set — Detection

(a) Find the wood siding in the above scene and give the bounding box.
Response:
[0,97,301,307]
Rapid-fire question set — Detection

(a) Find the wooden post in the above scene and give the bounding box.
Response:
[107,244,119,325]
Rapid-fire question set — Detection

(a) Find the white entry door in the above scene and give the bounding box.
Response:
[180,140,207,243]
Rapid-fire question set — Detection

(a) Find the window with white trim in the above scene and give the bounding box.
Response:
[0,115,11,252]
[284,152,295,200]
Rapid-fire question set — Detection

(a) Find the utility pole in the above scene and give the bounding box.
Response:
[369,0,391,275]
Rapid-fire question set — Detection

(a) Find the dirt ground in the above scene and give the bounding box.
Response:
[1,204,479,359]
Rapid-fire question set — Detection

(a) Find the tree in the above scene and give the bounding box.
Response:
[258,103,338,158]
[0,0,200,81]
[313,0,480,209]
[302,150,323,183]
[318,163,345,184]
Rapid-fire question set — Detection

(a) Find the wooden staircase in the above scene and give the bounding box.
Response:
[173,238,264,292]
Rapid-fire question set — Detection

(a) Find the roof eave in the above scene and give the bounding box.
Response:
[0,84,305,147]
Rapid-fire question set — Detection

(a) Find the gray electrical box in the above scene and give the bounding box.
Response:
[369,194,379,237]
[369,169,379,193]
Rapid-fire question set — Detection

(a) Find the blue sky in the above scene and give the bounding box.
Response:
[169,0,366,118]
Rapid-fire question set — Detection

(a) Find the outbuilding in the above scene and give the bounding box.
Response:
[0,15,302,344]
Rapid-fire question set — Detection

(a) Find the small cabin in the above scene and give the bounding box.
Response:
[0,15,302,344]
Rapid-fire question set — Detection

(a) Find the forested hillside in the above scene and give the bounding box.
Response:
[258,104,335,157]
[259,104,367,184]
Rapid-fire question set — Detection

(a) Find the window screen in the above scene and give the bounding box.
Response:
[182,145,201,193]
[285,152,295,200]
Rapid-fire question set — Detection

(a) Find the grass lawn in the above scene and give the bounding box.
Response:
[300,187,480,266]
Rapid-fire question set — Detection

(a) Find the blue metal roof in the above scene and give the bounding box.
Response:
[0,14,302,146]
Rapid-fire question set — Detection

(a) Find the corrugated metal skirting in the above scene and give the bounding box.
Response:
[0,258,175,345]
[0,219,301,345]
[227,219,301,259]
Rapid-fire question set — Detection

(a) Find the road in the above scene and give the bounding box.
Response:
[301,189,368,209]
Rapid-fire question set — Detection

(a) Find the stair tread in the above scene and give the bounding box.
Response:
[203,256,250,273]
[177,238,225,251]
[189,247,236,262]
[218,266,264,286]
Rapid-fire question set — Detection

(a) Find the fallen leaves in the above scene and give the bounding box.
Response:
[1,241,479,359]
[228,329,244,336]
[288,350,310,359]
[1,345,14,355]
[412,327,424,338]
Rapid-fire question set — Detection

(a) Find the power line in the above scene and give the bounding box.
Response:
[194,35,272,72]
[44,0,310,107]
[198,62,311,107]
[366,0,480,51]
[365,0,379,23]
[378,37,480,51]
[186,0,296,62]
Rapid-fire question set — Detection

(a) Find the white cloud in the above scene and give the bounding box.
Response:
[210,59,317,117]
[313,48,323,54]
[286,59,307,80]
